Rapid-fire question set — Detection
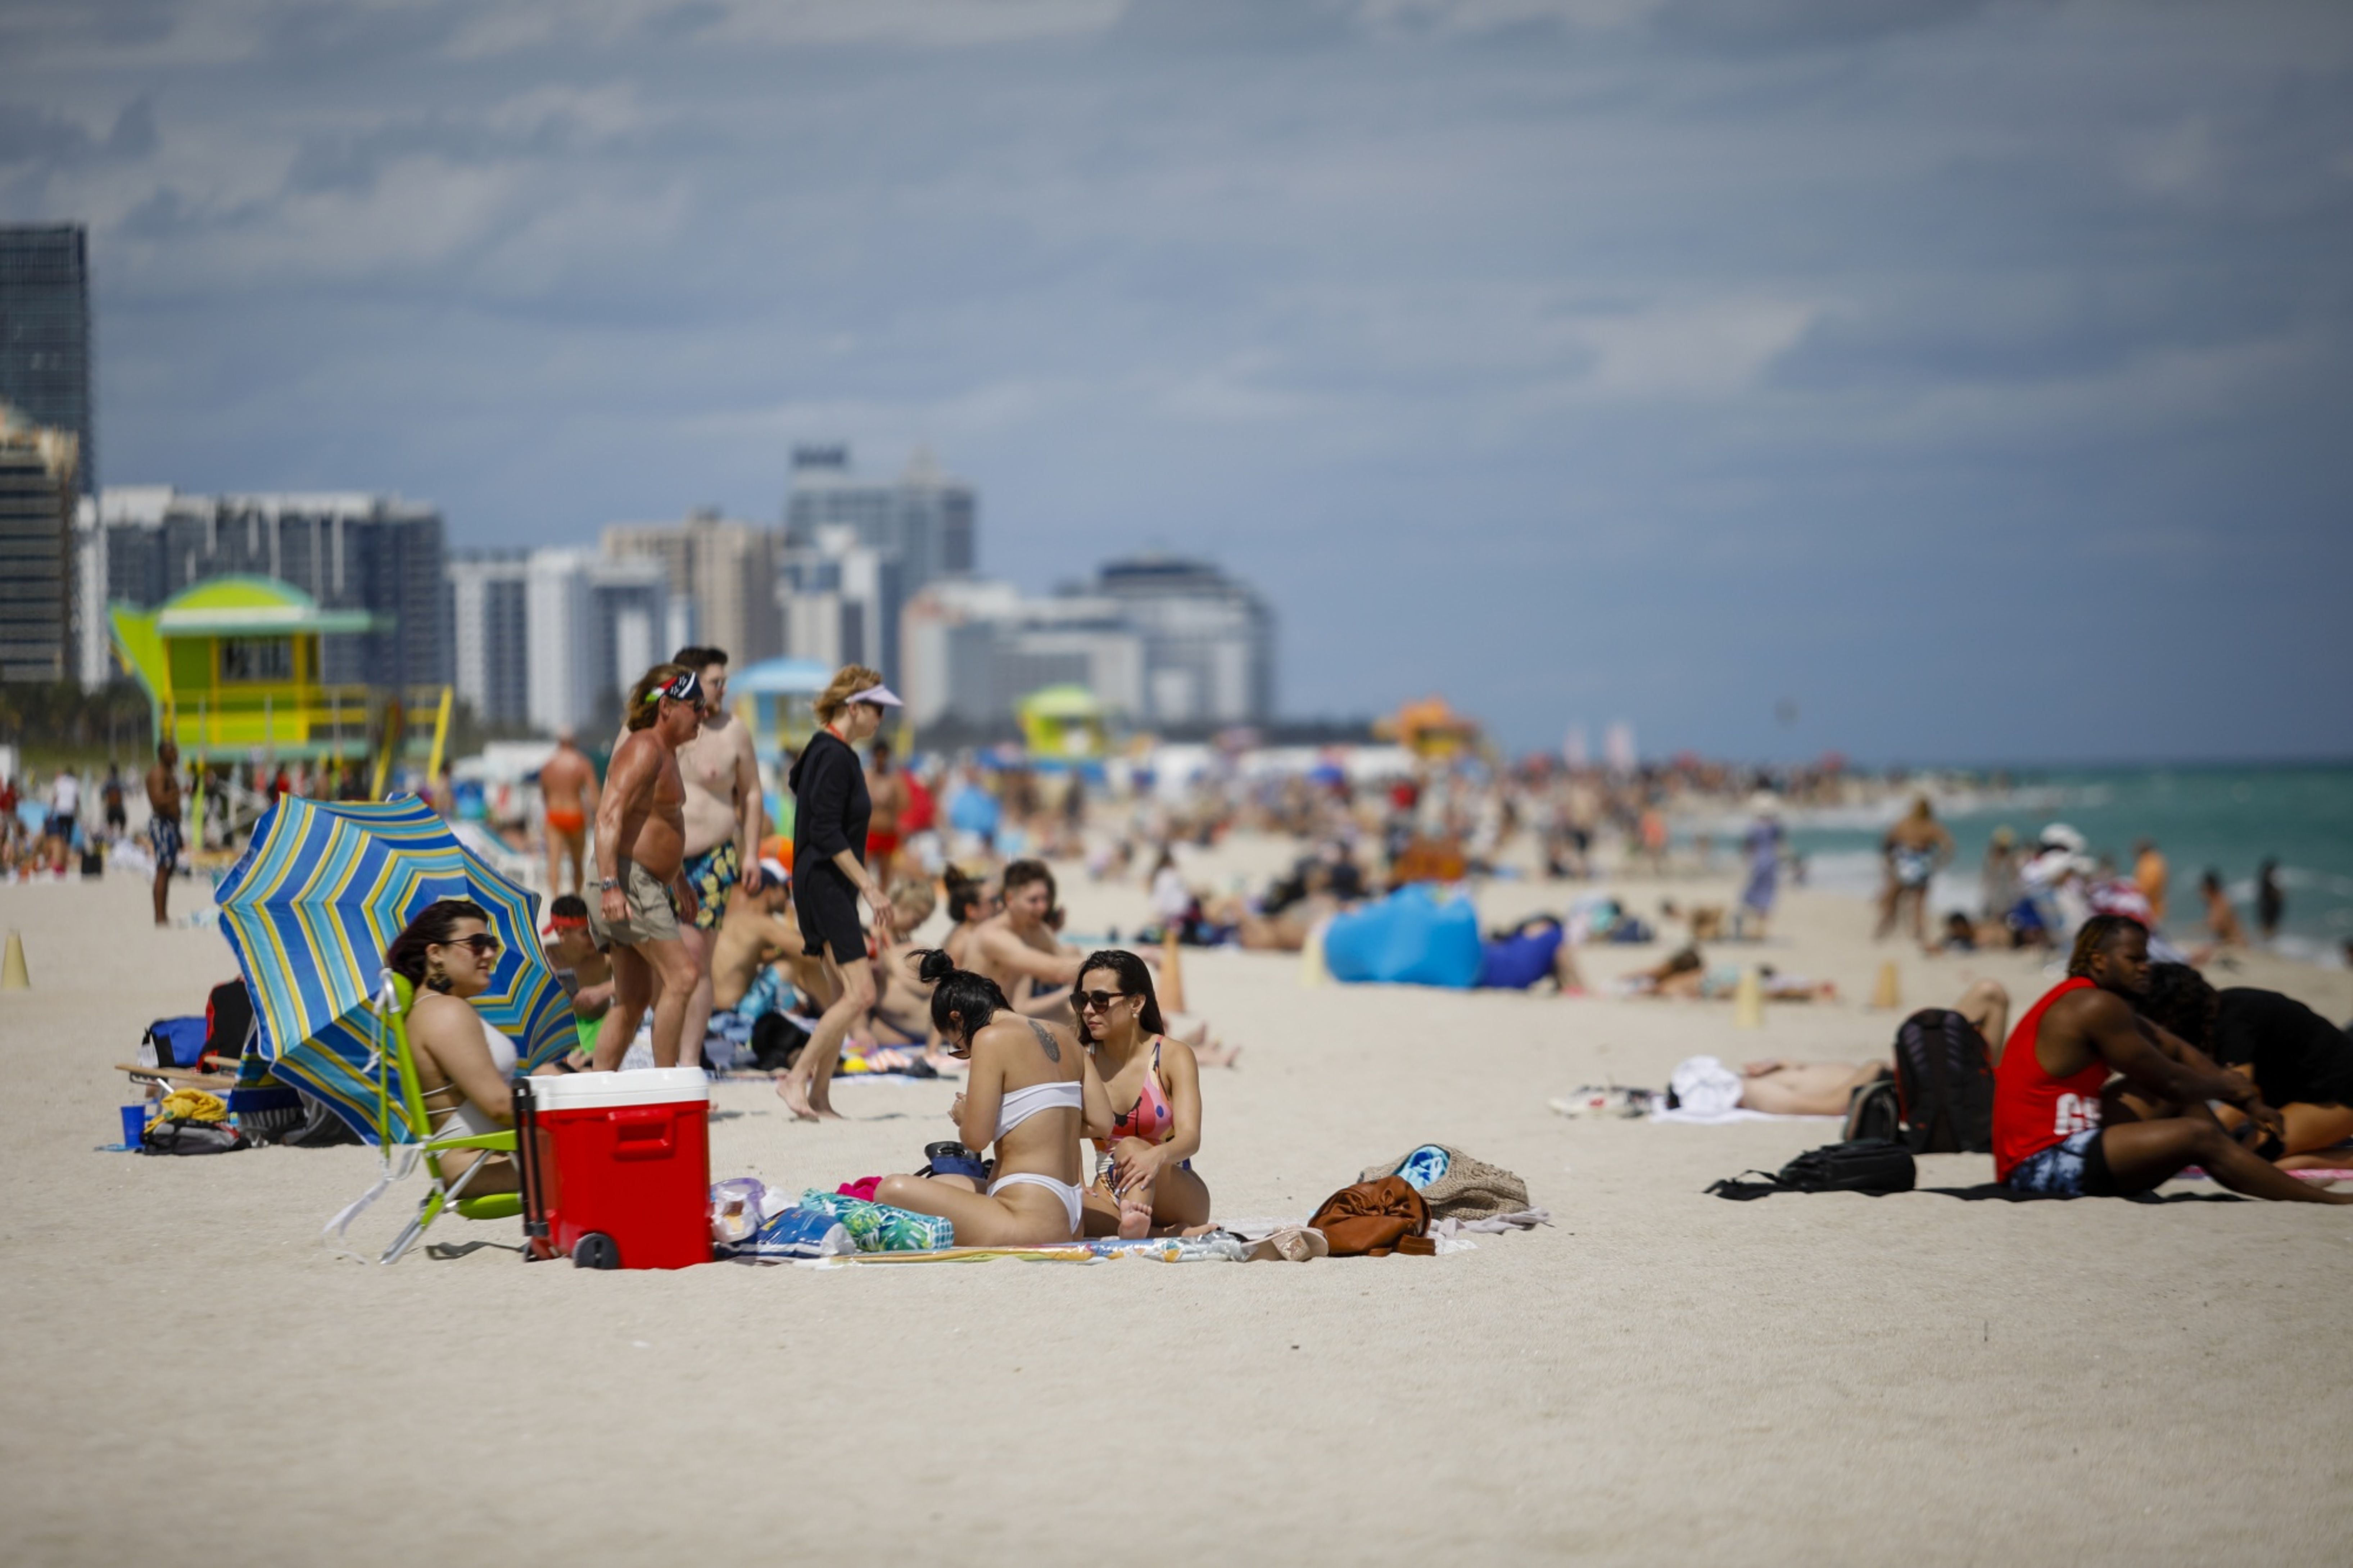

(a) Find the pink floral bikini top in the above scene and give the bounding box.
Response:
[1101,1036,1176,1148]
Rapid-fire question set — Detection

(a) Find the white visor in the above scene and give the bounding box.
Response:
[846,684,903,708]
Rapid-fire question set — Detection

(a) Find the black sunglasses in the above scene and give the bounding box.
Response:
[440,933,503,961]
[1075,990,1130,1013]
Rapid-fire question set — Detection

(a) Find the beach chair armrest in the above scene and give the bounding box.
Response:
[424,1131,515,1155]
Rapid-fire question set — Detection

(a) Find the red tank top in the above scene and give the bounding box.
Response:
[1991,976,2111,1180]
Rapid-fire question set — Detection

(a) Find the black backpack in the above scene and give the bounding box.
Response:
[1706,1138,1917,1200]
[1892,1007,1995,1154]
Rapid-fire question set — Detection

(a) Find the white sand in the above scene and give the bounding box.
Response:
[4,851,2350,1565]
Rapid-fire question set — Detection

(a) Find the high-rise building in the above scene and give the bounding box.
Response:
[601,509,780,665]
[780,525,901,674]
[901,577,1143,733]
[446,551,531,726]
[783,445,976,682]
[78,487,449,691]
[449,548,677,736]
[0,403,80,683]
[785,445,974,591]
[0,225,94,496]
[1086,554,1275,726]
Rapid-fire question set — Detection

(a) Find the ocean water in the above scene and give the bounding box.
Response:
[1719,765,2353,967]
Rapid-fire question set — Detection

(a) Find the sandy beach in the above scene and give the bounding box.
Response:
[5,847,2351,1567]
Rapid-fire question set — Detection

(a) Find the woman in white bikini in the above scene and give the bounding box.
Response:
[1073,948,1211,1239]
[873,950,1089,1245]
[388,899,550,1195]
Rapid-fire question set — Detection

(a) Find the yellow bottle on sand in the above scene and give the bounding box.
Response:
[1732,965,1763,1028]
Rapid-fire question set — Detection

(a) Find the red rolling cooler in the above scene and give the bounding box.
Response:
[519,1068,712,1269]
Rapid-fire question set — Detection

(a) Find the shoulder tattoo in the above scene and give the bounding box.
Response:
[1026,1019,1062,1063]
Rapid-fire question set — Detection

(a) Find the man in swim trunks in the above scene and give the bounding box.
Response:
[864,736,908,874]
[538,728,598,897]
[664,647,764,1069]
[542,894,614,1060]
[1993,914,2350,1203]
[144,740,183,927]
[589,664,705,1069]
[967,858,1088,1019]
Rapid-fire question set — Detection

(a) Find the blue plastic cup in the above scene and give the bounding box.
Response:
[120,1104,147,1146]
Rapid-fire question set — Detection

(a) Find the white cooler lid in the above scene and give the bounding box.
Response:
[530,1066,710,1110]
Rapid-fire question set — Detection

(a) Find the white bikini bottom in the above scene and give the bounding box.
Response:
[987,1171,1083,1237]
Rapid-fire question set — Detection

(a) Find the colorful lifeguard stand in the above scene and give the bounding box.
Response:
[1376,695,1482,760]
[1016,683,1110,766]
[108,576,450,783]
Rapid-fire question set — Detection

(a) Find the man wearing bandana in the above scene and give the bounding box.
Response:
[587,663,706,1069]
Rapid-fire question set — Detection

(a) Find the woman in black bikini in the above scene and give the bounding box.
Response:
[1073,948,1210,1238]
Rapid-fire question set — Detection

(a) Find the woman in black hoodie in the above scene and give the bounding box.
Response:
[776,663,902,1120]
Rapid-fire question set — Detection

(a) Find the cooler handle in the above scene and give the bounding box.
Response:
[610,1106,677,1158]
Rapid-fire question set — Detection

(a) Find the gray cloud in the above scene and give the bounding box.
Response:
[6,0,2352,759]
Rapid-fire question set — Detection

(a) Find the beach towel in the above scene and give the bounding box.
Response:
[1650,1106,1836,1125]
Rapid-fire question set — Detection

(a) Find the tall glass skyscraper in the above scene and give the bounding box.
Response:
[0,225,94,494]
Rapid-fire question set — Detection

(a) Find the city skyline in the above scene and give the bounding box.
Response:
[4,4,2349,762]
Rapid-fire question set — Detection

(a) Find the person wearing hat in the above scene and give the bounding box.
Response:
[777,664,903,1120]
[587,663,706,1069]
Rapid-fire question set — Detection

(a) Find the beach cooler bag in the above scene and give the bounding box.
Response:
[137,1016,212,1070]
[523,1069,713,1270]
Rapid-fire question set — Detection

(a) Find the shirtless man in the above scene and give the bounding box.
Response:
[1993,914,2349,1202]
[588,665,705,1069]
[865,737,909,878]
[967,858,1086,1019]
[649,648,764,1069]
[144,739,184,926]
[539,729,598,896]
[710,864,806,1014]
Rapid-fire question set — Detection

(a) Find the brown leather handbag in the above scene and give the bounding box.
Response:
[1308,1175,1434,1257]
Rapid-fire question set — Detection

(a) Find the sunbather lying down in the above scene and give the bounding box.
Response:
[1614,947,1835,1001]
[1733,979,2011,1115]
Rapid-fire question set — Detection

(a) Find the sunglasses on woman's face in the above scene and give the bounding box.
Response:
[442,933,503,961]
[1076,990,1129,1014]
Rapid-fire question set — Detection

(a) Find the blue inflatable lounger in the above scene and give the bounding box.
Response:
[1322,884,1484,989]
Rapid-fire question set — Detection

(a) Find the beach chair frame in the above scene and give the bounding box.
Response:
[322,970,524,1264]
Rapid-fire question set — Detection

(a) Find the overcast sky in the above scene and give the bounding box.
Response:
[6,0,2350,762]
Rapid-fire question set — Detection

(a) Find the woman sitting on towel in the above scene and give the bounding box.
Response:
[386,898,549,1195]
[1072,948,1211,1239]
[873,951,1089,1244]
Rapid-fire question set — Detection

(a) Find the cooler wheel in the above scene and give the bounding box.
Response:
[571,1232,621,1270]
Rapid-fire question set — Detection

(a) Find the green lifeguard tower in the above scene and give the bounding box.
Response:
[108,576,448,782]
[1016,683,1110,765]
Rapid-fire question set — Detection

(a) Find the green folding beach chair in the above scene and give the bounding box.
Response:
[323,973,524,1264]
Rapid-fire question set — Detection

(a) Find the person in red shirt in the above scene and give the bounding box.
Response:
[1995,915,2352,1202]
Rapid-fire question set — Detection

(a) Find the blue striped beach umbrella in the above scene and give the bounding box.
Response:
[215,794,575,1141]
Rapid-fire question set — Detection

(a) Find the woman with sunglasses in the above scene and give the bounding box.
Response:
[1073,948,1211,1239]
[384,899,540,1194]
[871,950,1090,1244]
